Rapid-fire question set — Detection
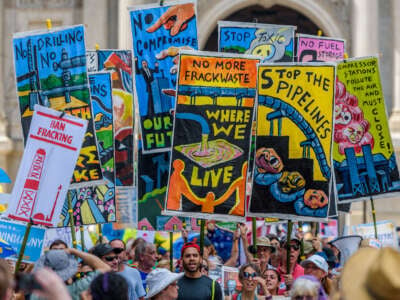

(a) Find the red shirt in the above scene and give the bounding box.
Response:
[276,263,304,295]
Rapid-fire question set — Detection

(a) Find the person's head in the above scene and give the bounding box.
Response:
[290,275,324,300]
[93,243,119,272]
[181,242,201,275]
[34,250,78,283]
[86,272,128,300]
[146,268,183,300]
[262,268,280,295]
[301,255,329,281]
[0,259,12,300]
[303,240,315,258]
[201,258,209,276]
[267,234,280,250]
[280,238,301,266]
[49,239,68,250]
[110,239,126,263]
[238,263,260,293]
[255,237,276,263]
[128,237,145,261]
[142,60,148,68]
[135,242,157,271]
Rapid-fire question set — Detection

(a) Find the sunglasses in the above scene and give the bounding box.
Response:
[104,256,119,262]
[243,272,257,279]
[283,244,300,251]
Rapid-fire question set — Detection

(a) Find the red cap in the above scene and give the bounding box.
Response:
[181,242,200,257]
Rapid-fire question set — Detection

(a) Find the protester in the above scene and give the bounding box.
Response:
[300,255,332,295]
[128,238,145,267]
[177,242,222,300]
[0,259,12,300]
[146,268,184,300]
[261,269,280,297]
[276,237,304,295]
[251,237,276,274]
[136,242,158,290]
[81,272,129,300]
[203,237,223,265]
[32,248,110,300]
[225,223,247,267]
[49,239,68,250]
[92,243,120,272]
[108,240,146,300]
[232,263,271,300]
[201,258,209,277]
[289,275,327,300]
[266,234,281,268]
[302,240,315,258]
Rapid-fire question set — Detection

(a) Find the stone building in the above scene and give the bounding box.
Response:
[0,0,399,228]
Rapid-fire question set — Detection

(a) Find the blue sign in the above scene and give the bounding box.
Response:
[0,220,45,263]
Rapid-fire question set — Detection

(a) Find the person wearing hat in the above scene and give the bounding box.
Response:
[246,237,276,275]
[146,268,183,300]
[301,255,332,295]
[177,242,222,300]
[32,247,111,300]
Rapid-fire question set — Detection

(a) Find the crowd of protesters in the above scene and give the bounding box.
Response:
[0,223,396,300]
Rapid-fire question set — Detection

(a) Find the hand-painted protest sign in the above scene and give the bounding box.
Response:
[115,186,137,227]
[218,21,296,62]
[13,25,103,186]
[222,266,241,297]
[165,51,259,221]
[297,34,345,62]
[43,226,93,251]
[59,73,115,226]
[353,220,398,248]
[87,50,135,186]
[130,1,198,152]
[334,57,400,203]
[250,64,336,220]
[0,220,45,263]
[8,105,87,226]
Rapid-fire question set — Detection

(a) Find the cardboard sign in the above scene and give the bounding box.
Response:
[218,21,296,62]
[13,25,103,186]
[250,64,336,220]
[164,51,259,221]
[8,105,87,226]
[297,34,345,62]
[353,220,398,248]
[130,1,198,152]
[86,50,135,186]
[0,220,45,263]
[334,57,400,203]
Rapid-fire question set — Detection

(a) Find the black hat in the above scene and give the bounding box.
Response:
[92,243,115,257]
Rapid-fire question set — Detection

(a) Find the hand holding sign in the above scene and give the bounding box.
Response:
[146,3,195,36]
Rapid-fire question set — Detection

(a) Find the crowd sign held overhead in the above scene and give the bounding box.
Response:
[334,56,400,203]
[130,1,198,152]
[164,50,259,221]
[296,34,345,62]
[8,105,87,227]
[249,63,336,221]
[13,25,103,187]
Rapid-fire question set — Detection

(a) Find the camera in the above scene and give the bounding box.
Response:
[15,273,42,292]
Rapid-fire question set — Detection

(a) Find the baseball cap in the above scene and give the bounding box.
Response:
[301,254,329,273]
[92,243,115,257]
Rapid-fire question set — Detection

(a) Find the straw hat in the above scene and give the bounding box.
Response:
[341,247,400,299]
[146,268,184,298]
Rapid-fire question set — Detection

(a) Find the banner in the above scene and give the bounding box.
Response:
[43,226,94,251]
[13,25,103,186]
[218,21,296,62]
[87,50,135,186]
[0,220,45,263]
[164,51,259,221]
[8,105,87,226]
[334,57,400,203]
[249,64,336,220]
[59,73,115,226]
[297,34,345,62]
[353,220,398,248]
[130,1,198,152]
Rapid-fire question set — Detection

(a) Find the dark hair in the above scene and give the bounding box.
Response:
[110,239,126,250]
[49,239,68,249]
[0,259,12,299]
[266,234,279,243]
[90,272,128,300]
[238,263,260,281]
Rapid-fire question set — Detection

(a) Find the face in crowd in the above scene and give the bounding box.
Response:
[240,265,258,293]
[280,240,301,266]
[157,281,179,299]
[262,269,280,294]
[257,246,273,264]
[110,240,126,264]
[141,244,158,269]
[182,247,201,274]
[303,262,326,281]
[101,251,120,272]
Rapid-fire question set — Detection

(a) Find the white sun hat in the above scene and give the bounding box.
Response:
[146,268,184,298]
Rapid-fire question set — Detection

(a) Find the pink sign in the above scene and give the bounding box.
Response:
[297,35,345,62]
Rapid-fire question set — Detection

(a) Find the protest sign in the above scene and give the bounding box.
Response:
[0,220,45,263]
[8,105,87,226]
[13,25,103,186]
[59,72,115,226]
[353,220,398,248]
[222,266,241,297]
[249,63,336,221]
[115,186,137,227]
[297,34,345,62]
[164,51,259,221]
[218,21,296,62]
[86,50,135,186]
[130,1,198,152]
[43,226,93,250]
[334,57,400,203]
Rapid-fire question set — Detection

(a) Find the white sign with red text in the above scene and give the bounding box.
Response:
[8,105,87,227]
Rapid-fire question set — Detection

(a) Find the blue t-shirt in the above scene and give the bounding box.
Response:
[139,269,149,291]
[119,266,146,300]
